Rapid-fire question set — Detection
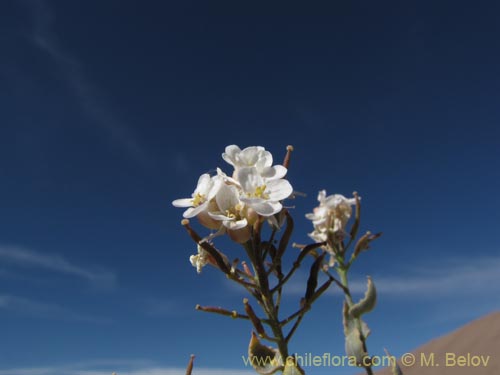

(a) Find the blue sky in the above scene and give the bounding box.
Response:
[1,1,499,374]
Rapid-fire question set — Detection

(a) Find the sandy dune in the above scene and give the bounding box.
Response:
[374,311,500,375]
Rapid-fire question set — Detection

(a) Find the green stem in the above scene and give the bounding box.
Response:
[337,267,373,375]
[244,241,289,360]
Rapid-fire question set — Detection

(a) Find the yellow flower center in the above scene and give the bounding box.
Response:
[192,193,205,207]
[225,210,236,219]
[249,185,269,199]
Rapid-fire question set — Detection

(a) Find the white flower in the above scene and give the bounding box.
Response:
[238,167,293,216]
[208,183,248,230]
[189,244,211,274]
[306,190,357,243]
[222,145,287,180]
[172,174,222,218]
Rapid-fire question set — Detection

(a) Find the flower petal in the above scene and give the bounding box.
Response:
[238,167,263,193]
[221,145,241,167]
[195,173,212,193]
[215,184,240,212]
[224,218,248,230]
[252,201,282,216]
[183,203,208,218]
[267,179,293,201]
[208,212,231,220]
[172,198,193,207]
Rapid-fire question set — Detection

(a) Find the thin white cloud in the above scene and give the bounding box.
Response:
[0,294,107,322]
[23,0,153,168]
[77,370,254,375]
[359,256,500,297]
[143,297,178,316]
[0,366,253,375]
[0,245,116,289]
[281,255,500,298]
[171,152,191,174]
[0,358,255,374]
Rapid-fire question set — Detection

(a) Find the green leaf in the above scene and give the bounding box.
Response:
[345,327,368,365]
[283,357,305,375]
[350,277,377,318]
[304,252,326,302]
[277,211,294,259]
[353,232,382,257]
[343,302,370,366]
[349,192,361,240]
[248,332,282,375]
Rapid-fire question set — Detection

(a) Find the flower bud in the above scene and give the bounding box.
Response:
[197,203,222,230]
[243,298,266,337]
[227,226,251,243]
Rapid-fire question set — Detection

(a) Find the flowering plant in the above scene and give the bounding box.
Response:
[173,145,403,375]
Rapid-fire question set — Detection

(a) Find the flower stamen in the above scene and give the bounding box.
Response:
[249,185,269,199]
[192,193,206,207]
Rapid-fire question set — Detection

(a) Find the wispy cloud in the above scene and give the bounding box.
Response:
[170,152,191,174]
[360,256,500,297]
[0,245,116,289]
[0,363,254,375]
[22,0,153,168]
[143,297,178,317]
[281,256,500,298]
[0,294,107,322]
[0,369,254,375]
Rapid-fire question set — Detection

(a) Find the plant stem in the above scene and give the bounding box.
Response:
[244,241,289,360]
[338,267,373,375]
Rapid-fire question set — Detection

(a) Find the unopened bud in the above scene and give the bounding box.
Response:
[353,231,382,258]
[243,298,266,337]
[283,145,294,169]
[241,261,253,277]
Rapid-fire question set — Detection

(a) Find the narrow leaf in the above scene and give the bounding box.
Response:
[350,277,377,318]
[384,349,404,375]
[296,242,325,264]
[304,252,326,302]
[283,357,305,375]
[345,327,368,365]
[349,192,361,240]
[277,211,294,260]
[244,298,266,337]
[248,332,282,375]
[353,232,382,258]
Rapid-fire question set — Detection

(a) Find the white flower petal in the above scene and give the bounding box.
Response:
[272,165,288,179]
[215,184,240,212]
[317,190,327,203]
[207,176,223,200]
[252,201,282,216]
[172,198,193,207]
[253,149,273,170]
[222,145,241,167]
[183,203,208,218]
[240,197,265,205]
[239,146,264,167]
[216,167,240,186]
[258,165,287,180]
[238,167,263,193]
[208,212,231,220]
[195,174,212,193]
[267,179,293,201]
[224,218,248,230]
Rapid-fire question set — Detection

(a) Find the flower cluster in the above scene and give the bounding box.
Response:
[173,144,387,375]
[305,190,357,244]
[172,145,293,247]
